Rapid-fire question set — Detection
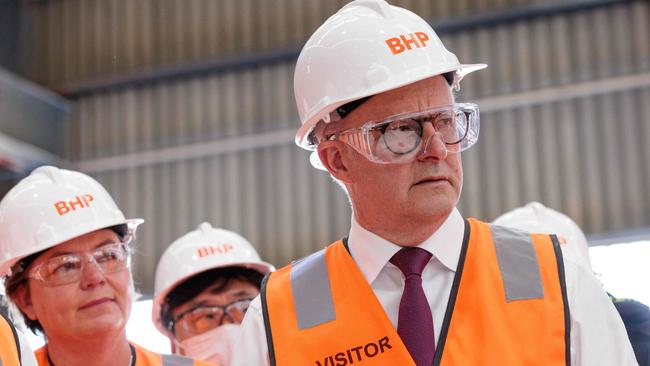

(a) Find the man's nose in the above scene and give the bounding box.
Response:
[417,123,448,161]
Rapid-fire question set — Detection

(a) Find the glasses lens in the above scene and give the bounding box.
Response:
[181,307,225,335]
[35,256,84,286]
[433,110,469,154]
[93,244,129,274]
[382,119,422,155]
[225,298,253,323]
[433,110,458,144]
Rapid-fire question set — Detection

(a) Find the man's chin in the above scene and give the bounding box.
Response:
[409,202,454,221]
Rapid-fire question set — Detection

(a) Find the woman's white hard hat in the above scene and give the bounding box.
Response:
[0,165,143,277]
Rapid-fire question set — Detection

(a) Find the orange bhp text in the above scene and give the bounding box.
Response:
[54,194,94,216]
[385,32,430,55]
[197,244,234,258]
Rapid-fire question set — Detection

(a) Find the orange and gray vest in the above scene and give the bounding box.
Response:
[0,309,21,365]
[262,218,570,366]
[34,343,216,366]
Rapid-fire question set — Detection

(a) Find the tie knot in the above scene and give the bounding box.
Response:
[389,247,432,277]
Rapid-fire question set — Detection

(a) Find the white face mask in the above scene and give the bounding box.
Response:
[178,323,241,366]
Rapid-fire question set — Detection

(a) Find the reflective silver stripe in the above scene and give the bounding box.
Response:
[490,225,544,301]
[290,249,336,330]
[162,354,194,366]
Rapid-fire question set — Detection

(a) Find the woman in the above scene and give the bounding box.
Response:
[0,166,214,366]
[152,222,274,365]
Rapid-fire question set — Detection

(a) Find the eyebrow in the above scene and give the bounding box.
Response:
[176,289,257,318]
[186,300,209,312]
[45,238,119,258]
[209,286,257,298]
[185,289,256,309]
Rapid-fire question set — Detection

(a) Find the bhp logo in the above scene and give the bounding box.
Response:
[197,244,234,258]
[54,194,95,216]
[385,32,430,55]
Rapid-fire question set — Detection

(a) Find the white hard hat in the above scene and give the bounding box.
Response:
[294,0,487,150]
[0,165,143,277]
[492,202,592,271]
[152,222,274,336]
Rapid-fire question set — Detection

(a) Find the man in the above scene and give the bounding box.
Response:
[152,223,273,366]
[234,0,637,365]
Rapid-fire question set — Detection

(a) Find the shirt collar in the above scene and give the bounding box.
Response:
[347,208,465,285]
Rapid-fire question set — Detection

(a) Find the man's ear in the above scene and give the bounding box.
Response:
[317,141,353,183]
[13,283,37,321]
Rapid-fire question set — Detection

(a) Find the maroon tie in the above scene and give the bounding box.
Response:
[390,247,435,366]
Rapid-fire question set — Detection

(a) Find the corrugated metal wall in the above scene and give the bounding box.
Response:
[26,0,595,87]
[20,0,650,294]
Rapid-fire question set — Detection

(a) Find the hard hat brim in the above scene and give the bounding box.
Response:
[295,63,487,150]
[0,217,144,278]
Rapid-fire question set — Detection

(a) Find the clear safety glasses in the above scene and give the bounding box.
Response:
[327,103,480,164]
[26,241,132,287]
[172,298,254,335]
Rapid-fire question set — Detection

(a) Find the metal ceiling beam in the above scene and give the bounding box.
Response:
[0,67,69,180]
[0,132,68,180]
[75,70,650,174]
[588,227,650,246]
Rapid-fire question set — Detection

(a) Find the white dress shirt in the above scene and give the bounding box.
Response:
[17,328,38,366]
[232,208,638,366]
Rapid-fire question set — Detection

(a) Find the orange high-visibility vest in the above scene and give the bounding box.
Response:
[262,218,570,366]
[0,310,21,365]
[34,343,216,366]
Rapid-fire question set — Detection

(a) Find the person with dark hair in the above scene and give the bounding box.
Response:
[152,223,273,366]
[0,166,213,366]
[611,296,650,366]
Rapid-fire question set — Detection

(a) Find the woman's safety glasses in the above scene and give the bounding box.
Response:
[172,298,253,335]
[326,103,480,164]
[26,241,132,287]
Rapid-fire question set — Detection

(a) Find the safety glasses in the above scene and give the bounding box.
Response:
[326,103,480,164]
[172,298,254,335]
[26,240,132,287]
